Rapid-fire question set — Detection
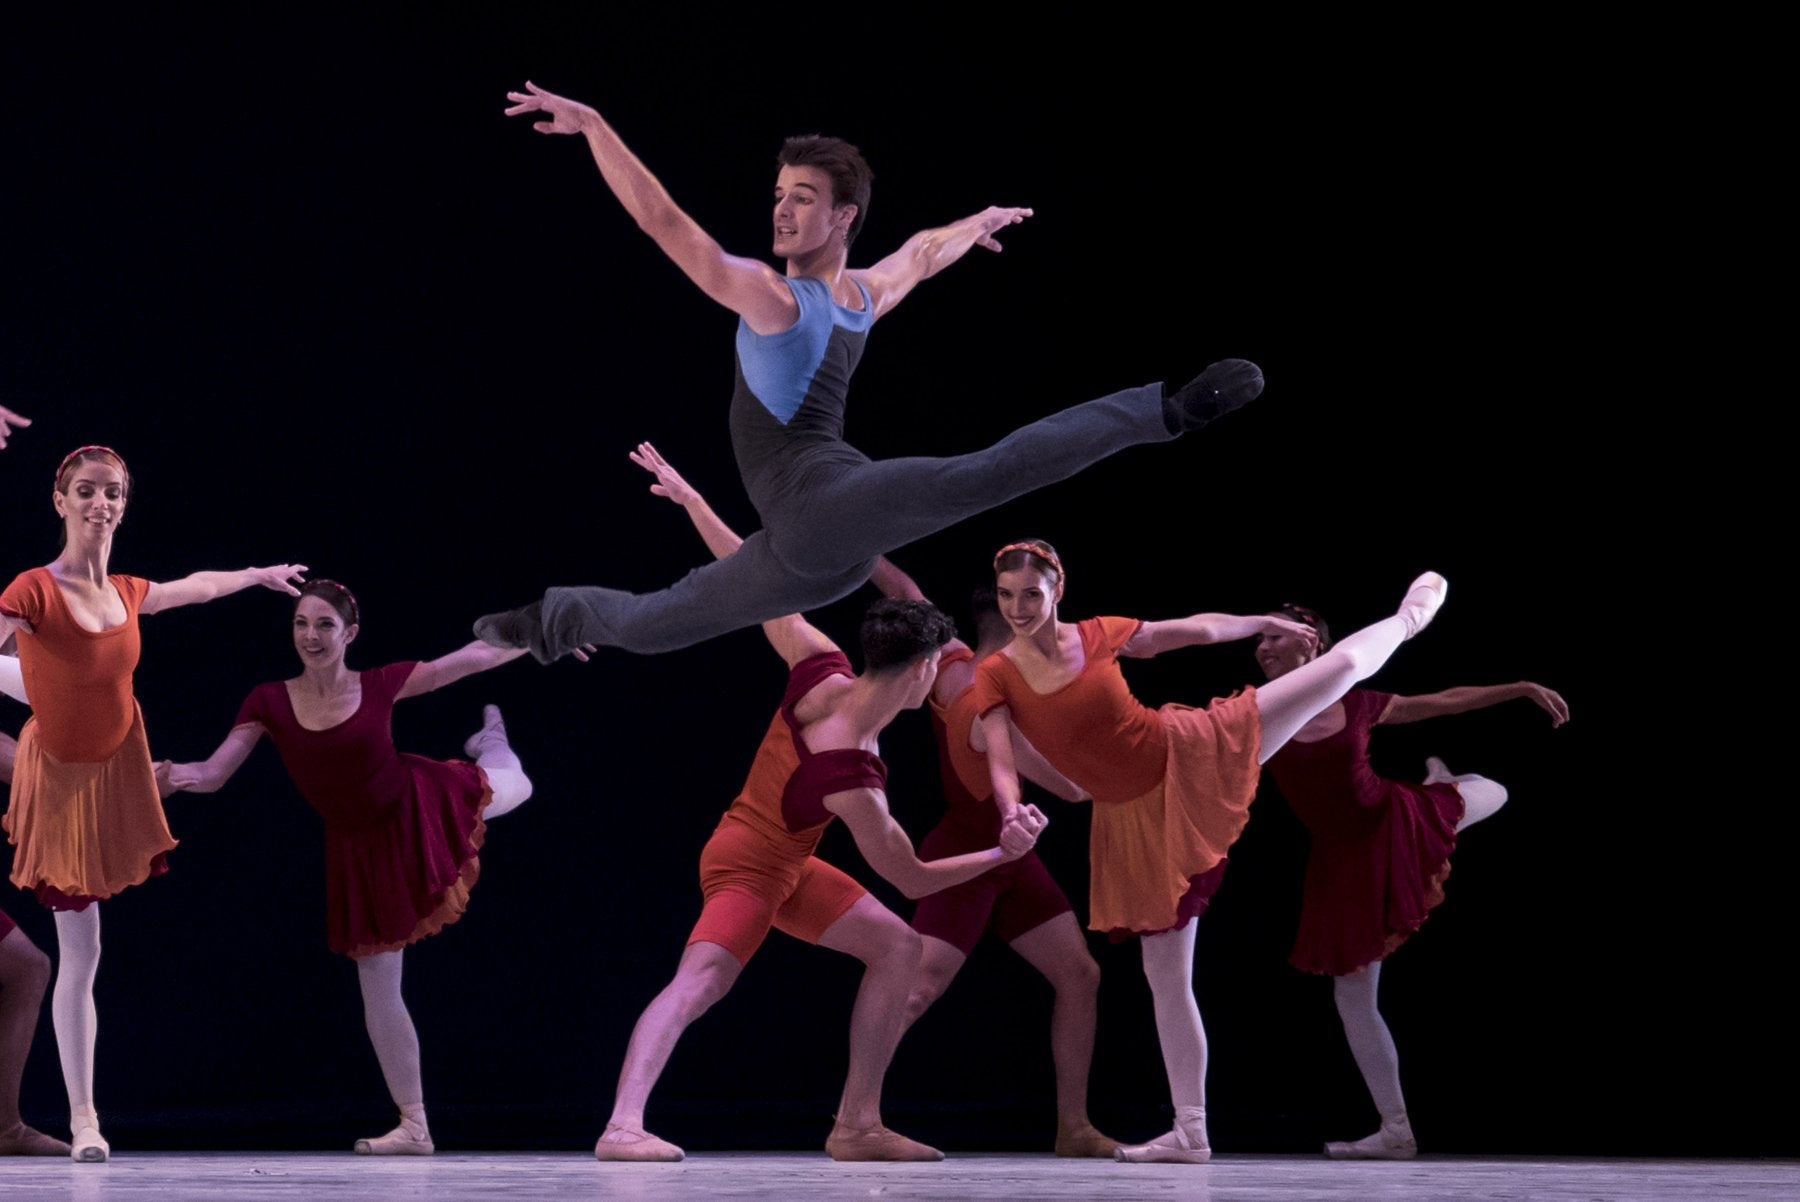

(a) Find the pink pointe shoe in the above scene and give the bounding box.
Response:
[1114,1105,1210,1164]
[1397,572,1448,640]
[1325,1115,1418,1160]
[595,1122,685,1162]
[69,1108,108,1163]
[354,1113,434,1156]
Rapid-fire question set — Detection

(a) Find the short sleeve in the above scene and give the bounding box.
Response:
[1095,616,1143,654]
[1354,689,1397,727]
[369,661,423,704]
[969,653,1012,718]
[234,683,275,730]
[0,571,47,625]
[113,575,151,613]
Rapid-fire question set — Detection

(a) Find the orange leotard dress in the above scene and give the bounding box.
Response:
[971,616,1260,935]
[1,567,175,908]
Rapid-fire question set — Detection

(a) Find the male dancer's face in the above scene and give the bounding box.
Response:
[772,164,847,260]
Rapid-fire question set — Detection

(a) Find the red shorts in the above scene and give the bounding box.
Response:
[688,817,867,966]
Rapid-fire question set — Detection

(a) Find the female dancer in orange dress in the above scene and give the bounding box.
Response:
[0,445,304,1161]
[1256,605,1567,1159]
[973,539,1446,1163]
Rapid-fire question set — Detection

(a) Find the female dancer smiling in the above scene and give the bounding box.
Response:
[0,444,304,1161]
[973,539,1446,1163]
[163,579,543,1156]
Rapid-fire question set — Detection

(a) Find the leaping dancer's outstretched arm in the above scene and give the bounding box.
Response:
[851,206,1033,320]
[505,83,799,332]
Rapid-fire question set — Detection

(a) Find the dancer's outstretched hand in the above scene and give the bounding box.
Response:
[504,81,595,135]
[630,442,700,508]
[0,405,30,449]
[250,564,309,596]
[162,761,204,794]
[570,642,600,664]
[153,760,177,798]
[970,206,1034,252]
[1524,683,1570,727]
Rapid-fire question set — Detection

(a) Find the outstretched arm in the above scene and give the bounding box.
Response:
[0,404,30,449]
[853,206,1034,320]
[867,556,927,602]
[396,642,530,700]
[632,440,834,667]
[828,787,1045,899]
[1122,613,1318,659]
[141,565,307,615]
[163,724,264,794]
[504,82,798,333]
[1381,682,1569,727]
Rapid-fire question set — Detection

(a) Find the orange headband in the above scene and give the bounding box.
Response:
[993,541,1064,586]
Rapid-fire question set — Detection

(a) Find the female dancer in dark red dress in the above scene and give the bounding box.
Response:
[163,581,542,1155]
[1256,606,1567,1159]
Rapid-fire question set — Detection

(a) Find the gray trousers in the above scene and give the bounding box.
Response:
[535,383,1172,657]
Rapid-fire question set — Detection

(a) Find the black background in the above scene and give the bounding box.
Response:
[0,9,1768,1157]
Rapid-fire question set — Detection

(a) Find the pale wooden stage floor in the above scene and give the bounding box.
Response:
[1,1153,1794,1201]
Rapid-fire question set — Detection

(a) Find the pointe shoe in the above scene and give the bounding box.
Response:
[473,601,551,663]
[1397,572,1448,640]
[1054,1124,1122,1158]
[69,1109,108,1163]
[1163,359,1265,433]
[1423,755,1455,785]
[825,1117,944,1162]
[595,1122,685,1162]
[1325,1116,1417,1160]
[1115,1107,1209,1164]
[464,704,510,759]
[354,1115,434,1156]
[0,1120,72,1157]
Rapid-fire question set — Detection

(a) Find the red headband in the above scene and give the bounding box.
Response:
[305,579,361,625]
[993,541,1065,586]
[56,445,128,486]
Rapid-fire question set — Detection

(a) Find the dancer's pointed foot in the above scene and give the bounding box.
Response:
[69,1109,108,1163]
[0,1120,71,1156]
[474,601,551,663]
[595,1122,685,1162]
[464,704,511,759]
[354,1115,434,1156]
[825,1117,943,1162]
[1053,1123,1122,1158]
[1423,755,1455,785]
[1163,358,1265,434]
[1325,1116,1417,1160]
[1397,572,1448,640]
[1115,1106,1209,1164]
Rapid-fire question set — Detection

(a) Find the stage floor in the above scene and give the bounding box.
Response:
[1,1152,1794,1201]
